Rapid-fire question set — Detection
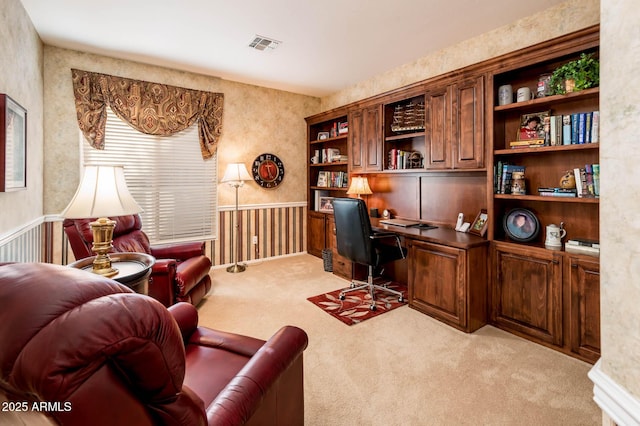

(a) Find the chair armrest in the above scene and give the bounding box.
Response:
[167,302,199,342]
[188,327,266,358]
[205,326,308,425]
[371,233,405,258]
[151,241,205,261]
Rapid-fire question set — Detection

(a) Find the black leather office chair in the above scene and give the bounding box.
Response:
[332,197,407,311]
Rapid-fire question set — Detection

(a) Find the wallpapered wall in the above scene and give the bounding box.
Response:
[42,46,320,215]
[0,0,44,233]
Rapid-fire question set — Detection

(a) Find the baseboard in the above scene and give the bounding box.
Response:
[211,251,308,270]
[589,359,640,425]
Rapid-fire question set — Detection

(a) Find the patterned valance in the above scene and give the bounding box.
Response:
[71,69,223,159]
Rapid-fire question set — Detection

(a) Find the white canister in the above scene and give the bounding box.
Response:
[498,85,513,106]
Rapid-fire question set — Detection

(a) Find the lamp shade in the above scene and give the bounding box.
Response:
[221,163,251,185]
[62,165,142,219]
[346,176,373,196]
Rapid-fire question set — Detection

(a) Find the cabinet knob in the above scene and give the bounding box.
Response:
[571,263,578,268]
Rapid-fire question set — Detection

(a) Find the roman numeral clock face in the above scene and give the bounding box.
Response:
[252,153,285,189]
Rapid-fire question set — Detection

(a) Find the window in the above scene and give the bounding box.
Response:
[81,108,217,244]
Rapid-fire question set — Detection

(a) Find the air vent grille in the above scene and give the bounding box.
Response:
[248,35,281,51]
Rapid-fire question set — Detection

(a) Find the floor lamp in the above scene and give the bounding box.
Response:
[221,163,252,273]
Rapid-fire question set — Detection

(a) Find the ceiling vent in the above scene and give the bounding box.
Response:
[248,35,281,51]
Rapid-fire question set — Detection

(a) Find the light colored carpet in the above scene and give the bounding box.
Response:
[199,254,599,426]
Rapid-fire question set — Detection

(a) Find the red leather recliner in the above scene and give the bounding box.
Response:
[63,214,212,306]
[0,262,308,425]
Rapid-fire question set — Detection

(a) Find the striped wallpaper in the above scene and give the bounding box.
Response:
[213,203,307,266]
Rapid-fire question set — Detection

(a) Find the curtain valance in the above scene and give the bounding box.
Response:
[71,69,223,159]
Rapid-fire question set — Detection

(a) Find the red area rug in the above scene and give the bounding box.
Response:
[307,282,408,326]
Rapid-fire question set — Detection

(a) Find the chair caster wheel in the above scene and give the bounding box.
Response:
[398,297,405,303]
[370,304,377,311]
[339,293,345,300]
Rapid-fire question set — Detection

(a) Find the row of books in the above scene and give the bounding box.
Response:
[387,148,418,170]
[574,164,600,198]
[316,170,348,188]
[318,148,343,164]
[564,238,599,257]
[494,162,525,194]
[548,111,599,146]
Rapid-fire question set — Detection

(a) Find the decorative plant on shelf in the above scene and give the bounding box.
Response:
[549,53,600,95]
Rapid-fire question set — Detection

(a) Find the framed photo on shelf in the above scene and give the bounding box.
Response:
[338,121,348,134]
[318,196,335,213]
[1,94,27,192]
[316,171,328,187]
[317,131,330,140]
[469,209,488,237]
[517,110,550,141]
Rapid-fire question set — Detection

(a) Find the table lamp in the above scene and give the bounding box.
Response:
[221,163,252,273]
[62,164,142,277]
[346,176,373,199]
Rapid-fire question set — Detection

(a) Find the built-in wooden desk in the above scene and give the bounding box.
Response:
[371,219,489,333]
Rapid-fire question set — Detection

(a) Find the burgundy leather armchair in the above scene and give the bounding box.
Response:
[63,214,212,306]
[0,262,308,426]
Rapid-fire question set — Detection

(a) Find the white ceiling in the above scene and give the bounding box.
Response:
[20,0,566,97]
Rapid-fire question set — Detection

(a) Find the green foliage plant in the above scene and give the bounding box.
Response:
[549,53,600,95]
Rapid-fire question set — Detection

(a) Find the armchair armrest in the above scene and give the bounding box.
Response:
[167,302,199,343]
[151,241,205,261]
[205,326,309,425]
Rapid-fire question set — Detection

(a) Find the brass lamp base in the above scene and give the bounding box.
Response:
[90,217,119,278]
[226,263,246,273]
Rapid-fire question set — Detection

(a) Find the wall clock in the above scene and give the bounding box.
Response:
[252,153,285,189]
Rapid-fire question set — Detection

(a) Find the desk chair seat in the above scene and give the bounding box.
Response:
[332,198,407,311]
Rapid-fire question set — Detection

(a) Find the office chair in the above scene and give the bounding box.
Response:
[332,197,407,311]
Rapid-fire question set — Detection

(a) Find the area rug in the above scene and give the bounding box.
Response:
[307,282,408,326]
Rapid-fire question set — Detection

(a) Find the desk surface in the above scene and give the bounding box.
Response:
[371,218,488,250]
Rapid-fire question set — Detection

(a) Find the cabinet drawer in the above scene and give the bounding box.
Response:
[332,251,352,280]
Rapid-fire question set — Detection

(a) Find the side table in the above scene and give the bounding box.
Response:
[69,252,155,295]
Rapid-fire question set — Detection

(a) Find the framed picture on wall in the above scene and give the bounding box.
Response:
[0,94,27,192]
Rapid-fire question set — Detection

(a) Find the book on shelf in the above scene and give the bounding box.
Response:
[537,187,577,197]
[498,164,525,194]
[553,111,599,146]
[509,139,544,148]
[573,164,599,198]
[565,243,600,257]
[566,238,600,248]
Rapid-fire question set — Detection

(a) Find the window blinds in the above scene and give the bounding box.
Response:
[81,109,217,244]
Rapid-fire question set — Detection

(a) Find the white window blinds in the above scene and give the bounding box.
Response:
[81,108,217,244]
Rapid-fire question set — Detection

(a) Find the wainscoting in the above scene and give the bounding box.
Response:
[0,203,308,266]
[213,202,307,266]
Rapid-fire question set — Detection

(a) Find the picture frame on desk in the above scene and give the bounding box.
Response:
[0,94,27,192]
[318,196,335,213]
[469,209,488,237]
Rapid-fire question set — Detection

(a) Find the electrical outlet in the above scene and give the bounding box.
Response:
[252,236,258,245]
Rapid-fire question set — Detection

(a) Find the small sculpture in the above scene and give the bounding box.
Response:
[560,171,576,189]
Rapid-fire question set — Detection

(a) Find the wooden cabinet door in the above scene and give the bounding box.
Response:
[408,240,466,329]
[425,86,451,169]
[569,256,600,362]
[349,105,383,173]
[307,211,327,258]
[452,76,484,169]
[492,244,563,346]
